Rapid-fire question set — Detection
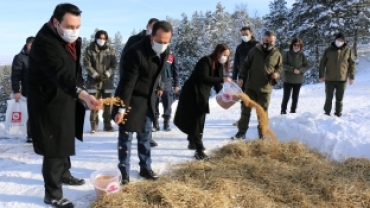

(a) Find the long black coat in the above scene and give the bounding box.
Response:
[11,45,30,97]
[28,23,85,157]
[113,36,169,132]
[174,56,223,138]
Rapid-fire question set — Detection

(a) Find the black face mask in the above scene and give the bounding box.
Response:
[263,43,274,51]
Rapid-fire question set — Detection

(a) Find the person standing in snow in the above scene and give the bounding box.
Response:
[28,3,102,208]
[280,37,309,114]
[231,30,282,140]
[11,36,34,143]
[174,44,232,160]
[118,18,160,147]
[152,51,180,132]
[113,21,173,184]
[84,30,117,133]
[319,32,356,117]
[231,26,259,126]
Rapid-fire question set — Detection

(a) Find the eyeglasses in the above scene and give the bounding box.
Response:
[293,44,300,47]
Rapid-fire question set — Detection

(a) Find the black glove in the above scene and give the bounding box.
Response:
[94,74,108,82]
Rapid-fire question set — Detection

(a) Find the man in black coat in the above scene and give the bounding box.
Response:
[113,21,173,184]
[119,17,160,147]
[11,36,34,143]
[231,26,259,126]
[28,4,102,208]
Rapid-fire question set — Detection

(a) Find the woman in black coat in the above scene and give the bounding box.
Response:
[174,44,231,160]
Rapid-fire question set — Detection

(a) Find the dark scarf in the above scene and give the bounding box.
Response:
[47,20,77,61]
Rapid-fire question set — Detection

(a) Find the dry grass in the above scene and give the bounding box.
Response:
[91,140,370,208]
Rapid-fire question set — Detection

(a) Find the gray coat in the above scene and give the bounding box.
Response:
[83,43,117,93]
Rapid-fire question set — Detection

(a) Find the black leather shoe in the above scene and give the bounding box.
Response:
[62,176,85,186]
[44,195,74,208]
[139,169,159,180]
[334,112,342,117]
[194,150,210,160]
[26,137,32,143]
[150,139,158,147]
[121,172,130,185]
[231,132,245,140]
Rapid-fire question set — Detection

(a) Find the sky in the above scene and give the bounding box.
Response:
[0,0,294,63]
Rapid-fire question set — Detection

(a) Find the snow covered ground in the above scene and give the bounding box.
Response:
[0,55,369,208]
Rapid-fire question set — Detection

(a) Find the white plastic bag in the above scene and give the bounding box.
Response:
[5,96,28,135]
[216,82,243,109]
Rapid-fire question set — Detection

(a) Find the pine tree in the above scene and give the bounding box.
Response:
[0,66,12,95]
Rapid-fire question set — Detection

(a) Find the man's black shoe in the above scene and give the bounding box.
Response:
[152,119,160,132]
[334,112,342,117]
[139,169,159,180]
[281,110,287,115]
[44,195,74,208]
[150,139,158,147]
[26,137,32,143]
[62,176,85,186]
[231,132,245,140]
[194,150,210,160]
[324,112,330,116]
[121,172,130,185]
[163,119,171,131]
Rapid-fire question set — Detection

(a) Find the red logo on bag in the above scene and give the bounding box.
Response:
[11,111,22,123]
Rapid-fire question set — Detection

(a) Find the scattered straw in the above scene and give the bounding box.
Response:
[91,140,370,208]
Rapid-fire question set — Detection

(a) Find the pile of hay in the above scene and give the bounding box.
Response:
[91,140,370,208]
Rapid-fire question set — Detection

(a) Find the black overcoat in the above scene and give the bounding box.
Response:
[174,56,223,138]
[28,23,85,157]
[113,36,169,132]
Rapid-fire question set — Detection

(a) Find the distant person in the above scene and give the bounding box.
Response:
[118,18,160,147]
[174,44,232,160]
[152,51,180,132]
[113,21,173,184]
[231,30,282,140]
[28,3,102,208]
[281,37,309,114]
[84,30,117,133]
[11,36,34,143]
[319,32,356,117]
[231,26,259,126]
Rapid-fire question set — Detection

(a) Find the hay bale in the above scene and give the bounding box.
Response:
[91,140,370,208]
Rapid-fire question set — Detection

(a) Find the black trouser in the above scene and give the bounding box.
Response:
[187,113,206,152]
[324,81,346,114]
[42,157,72,199]
[26,119,31,138]
[281,82,302,113]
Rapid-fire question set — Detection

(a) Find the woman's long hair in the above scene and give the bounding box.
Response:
[208,43,231,73]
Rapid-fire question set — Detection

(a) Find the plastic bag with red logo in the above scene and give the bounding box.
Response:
[5,96,28,135]
[216,82,243,109]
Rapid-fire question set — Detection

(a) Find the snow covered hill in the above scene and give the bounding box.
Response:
[0,55,369,208]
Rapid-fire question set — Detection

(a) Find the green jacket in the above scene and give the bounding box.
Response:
[239,43,283,93]
[282,50,309,84]
[83,42,117,92]
[319,43,356,81]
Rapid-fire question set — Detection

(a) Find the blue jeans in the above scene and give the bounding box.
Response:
[117,111,153,175]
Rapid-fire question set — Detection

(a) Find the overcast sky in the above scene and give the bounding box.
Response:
[0,0,294,63]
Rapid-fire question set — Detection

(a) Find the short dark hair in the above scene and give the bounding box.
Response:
[241,26,252,32]
[50,3,82,22]
[264,30,276,37]
[147,18,159,26]
[152,21,173,36]
[26,36,34,44]
[289,37,304,51]
[95,30,108,40]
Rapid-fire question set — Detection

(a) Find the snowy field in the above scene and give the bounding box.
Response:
[0,55,369,208]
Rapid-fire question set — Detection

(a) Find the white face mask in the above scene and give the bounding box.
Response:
[241,35,250,42]
[58,23,79,43]
[152,40,168,54]
[96,39,106,46]
[147,29,152,36]
[335,40,344,48]
[218,56,228,64]
[293,49,300,53]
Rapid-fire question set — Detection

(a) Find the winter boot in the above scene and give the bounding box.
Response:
[231,132,245,140]
[44,195,74,208]
[152,119,160,132]
[90,126,98,134]
[150,139,158,147]
[281,110,287,115]
[121,172,130,185]
[163,118,171,131]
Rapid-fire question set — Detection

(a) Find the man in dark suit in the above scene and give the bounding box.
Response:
[119,18,160,147]
[28,3,102,208]
[113,21,173,185]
